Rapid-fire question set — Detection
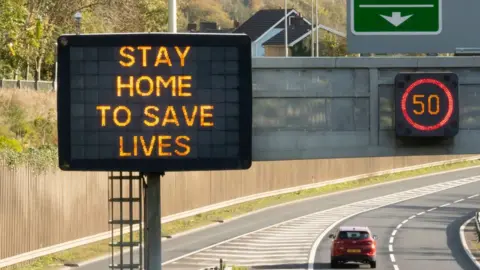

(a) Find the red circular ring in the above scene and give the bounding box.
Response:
[400,78,454,131]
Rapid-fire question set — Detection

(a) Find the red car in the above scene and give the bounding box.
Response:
[329,226,377,268]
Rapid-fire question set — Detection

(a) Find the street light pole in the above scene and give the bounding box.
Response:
[168,0,177,32]
[284,0,288,57]
[311,0,314,57]
[315,0,319,57]
[74,11,82,34]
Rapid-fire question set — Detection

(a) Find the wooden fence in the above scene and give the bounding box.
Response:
[0,154,470,259]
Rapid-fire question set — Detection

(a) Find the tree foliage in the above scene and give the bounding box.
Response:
[0,0,347,81]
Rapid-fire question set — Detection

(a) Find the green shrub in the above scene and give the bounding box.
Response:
[0,136,23,152]
[0,146,58,173]
[0,93,58,173]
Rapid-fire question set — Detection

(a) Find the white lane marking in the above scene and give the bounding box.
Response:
[389,194,478,270]
[202,249,309,255]
[394,265,400,270]
[307,176,480,270]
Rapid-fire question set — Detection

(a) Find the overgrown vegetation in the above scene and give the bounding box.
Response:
[0,88,57,172]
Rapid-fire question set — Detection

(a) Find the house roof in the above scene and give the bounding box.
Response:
[233,9,296,41]
[289,23,347,46]
[263,23,311,46]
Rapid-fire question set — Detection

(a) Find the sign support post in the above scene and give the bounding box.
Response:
[144,173,163,270]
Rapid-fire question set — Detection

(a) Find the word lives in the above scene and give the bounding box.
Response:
[96,46,215,158]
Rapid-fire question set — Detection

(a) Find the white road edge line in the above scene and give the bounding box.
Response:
[306,178,480,270]
[459,216,480,269]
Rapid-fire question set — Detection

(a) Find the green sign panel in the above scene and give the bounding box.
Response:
[351,0,442,35]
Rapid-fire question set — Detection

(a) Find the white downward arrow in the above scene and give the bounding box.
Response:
[380,12,413,27]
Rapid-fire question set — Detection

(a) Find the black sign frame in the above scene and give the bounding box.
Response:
[394,72,459,138]
[57,33,253,172]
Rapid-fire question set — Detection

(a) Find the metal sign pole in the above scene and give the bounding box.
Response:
[144,172,163,270]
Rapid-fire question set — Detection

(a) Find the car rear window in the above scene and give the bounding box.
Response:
[337,231,369,240]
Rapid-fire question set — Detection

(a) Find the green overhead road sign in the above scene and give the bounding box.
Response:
[351,0,442,35]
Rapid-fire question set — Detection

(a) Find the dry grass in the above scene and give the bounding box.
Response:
[0,88,56,120]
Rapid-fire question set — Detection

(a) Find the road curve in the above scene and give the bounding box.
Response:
[76,166,480,270]
[312,180,480,270]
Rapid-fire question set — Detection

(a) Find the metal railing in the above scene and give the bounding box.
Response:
[475,211,480,242]
[0,79,55,91]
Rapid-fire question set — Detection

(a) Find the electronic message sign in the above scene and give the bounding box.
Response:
[57,33,253,172]
[394,72,459,137]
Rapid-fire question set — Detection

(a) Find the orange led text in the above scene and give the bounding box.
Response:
[116,75,192,97]
[118,135,191,157]
[119,46,191,67]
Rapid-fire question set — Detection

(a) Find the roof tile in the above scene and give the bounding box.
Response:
[263,22,311,45]
[233,9,295,41]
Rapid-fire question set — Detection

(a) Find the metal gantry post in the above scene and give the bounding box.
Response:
[144,172,163,270]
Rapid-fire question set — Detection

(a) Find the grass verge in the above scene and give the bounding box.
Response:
[6,159,480,270]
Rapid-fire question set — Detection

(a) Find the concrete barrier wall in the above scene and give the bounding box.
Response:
[0,154,470,259]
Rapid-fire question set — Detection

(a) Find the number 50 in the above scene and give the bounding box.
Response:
[413,94,440,115]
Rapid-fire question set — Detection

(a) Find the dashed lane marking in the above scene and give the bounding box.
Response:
[388,192,479,270]
[161,176,480,270]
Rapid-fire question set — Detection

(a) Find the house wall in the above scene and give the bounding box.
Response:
[253,28,283,57]
[264,45,292,56]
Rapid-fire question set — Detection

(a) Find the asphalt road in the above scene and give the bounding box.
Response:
[313,179,480,270]
[75,166,480,270]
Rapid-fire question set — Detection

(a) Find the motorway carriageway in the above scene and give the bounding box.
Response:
[75,166,480,270]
